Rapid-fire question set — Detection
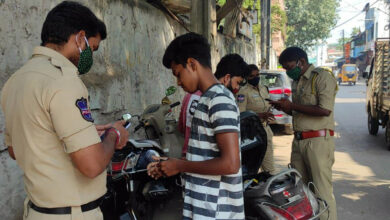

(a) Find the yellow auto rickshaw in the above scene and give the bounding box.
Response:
[338,64,358,85]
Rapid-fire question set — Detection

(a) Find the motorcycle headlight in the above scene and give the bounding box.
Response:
[110,153,139,173]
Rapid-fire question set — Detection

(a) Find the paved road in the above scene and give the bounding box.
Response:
[272,80,390,220]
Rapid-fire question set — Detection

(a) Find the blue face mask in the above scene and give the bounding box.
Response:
[248,76,260,87]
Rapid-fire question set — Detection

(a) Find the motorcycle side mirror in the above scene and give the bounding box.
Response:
[122,113,132,129]
[165,86,177,97]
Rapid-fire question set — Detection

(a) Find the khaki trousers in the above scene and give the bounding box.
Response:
[291,133,337,220]
[23,198,104,220]
[260,124,276,175]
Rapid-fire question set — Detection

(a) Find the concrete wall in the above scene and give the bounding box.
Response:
[0,0,256,219]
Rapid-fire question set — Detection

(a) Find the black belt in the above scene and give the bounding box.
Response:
[28,197,102,215]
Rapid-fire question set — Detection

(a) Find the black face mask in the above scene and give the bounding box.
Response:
[248,76,260,87]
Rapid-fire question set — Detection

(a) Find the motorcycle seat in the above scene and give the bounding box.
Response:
[128,139,161,149]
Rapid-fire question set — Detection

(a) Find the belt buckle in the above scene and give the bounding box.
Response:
[295,132,302,140]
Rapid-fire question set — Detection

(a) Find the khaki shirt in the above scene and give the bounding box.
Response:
[236,84,271,114]
[292,65,337,132]
[1,47,105,207]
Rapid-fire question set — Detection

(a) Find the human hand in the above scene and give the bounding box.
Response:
[159,157,182,177]
[269,98,292,113]
[96,123,112,136]
[111,120,129,150]
[147,156,167,179]
[258,112,275,122]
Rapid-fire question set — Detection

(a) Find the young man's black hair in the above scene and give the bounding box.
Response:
[162,32,211,69]
[248,64,259,72]
[214,53,250,79]
[278,47,308,64]
[41,1,107,46]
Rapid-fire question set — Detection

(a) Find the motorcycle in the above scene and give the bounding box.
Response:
[240,111,329,220]
[100,87,183,220]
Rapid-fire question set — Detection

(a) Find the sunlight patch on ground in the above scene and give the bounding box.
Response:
[335,98,365,103]
[333,151,375,181]
[341,192,367,201]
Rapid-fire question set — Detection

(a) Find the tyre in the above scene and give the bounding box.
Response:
[368,112,379,135]
[284,124,294,135]
[386,125,390,150]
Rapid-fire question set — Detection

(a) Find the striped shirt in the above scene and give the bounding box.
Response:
[183,84,244,220]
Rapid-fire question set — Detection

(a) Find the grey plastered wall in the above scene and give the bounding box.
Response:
[0,0,256,219]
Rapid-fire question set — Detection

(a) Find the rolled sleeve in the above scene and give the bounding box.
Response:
[48,77,100,153]
[62,125,101,153]
[316,73,337,111]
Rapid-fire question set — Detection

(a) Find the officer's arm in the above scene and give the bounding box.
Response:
[291,73,335,116]
[291,103,331,116]
[70,131,117,178]
[48,78,127,178]
[7,146,15,160]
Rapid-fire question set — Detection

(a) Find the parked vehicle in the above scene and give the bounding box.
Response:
[363,65,371,78]
[259,70,293,134]
[338,64,358,85]
[366,38,390,150]
[101,87,183,220]
[241,111,328,220]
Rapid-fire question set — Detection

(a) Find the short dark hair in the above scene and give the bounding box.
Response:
[248,64,259,72]
[162,32,211,69]
[214,54,250,79]
[41,1,107,46]
[278,47,308,64]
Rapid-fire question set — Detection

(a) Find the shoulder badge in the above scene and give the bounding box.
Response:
[237,94,245,103]
[75,97,94,122]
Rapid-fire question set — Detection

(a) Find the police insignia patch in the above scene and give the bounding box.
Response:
[75,97,94,122]
[237,94,245,103]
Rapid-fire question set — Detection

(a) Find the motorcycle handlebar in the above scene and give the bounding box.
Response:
[134,123,144,132]
[170,101,180,108]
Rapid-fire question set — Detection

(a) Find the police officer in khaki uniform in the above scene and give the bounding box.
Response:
[236,64,276,175]
[1,2,129,220]
[270,47,337,220]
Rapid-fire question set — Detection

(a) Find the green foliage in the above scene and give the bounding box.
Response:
[217,0,226,6]
[241,1,286,41]
[285,0,339,50]
[216,0,287,43]
[336,37,351,51]
[271,5,287,38]
[334,27,360,51]
[351,27,360,36]
[243,0,260,10]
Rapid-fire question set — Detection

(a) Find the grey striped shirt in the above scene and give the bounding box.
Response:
[183,84,244,220]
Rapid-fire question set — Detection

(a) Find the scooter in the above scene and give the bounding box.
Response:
[240,111,329,220]
[133,86,184,159]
